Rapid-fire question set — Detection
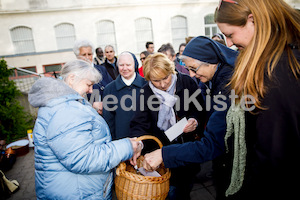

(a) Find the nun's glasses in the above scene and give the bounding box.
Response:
[185,62,209,73]
[217,0,238,11]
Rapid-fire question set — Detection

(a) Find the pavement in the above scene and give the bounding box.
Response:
[3,147,216,200]
[4,148,36,200]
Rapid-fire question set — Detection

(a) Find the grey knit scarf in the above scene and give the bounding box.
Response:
[149,74,177,131]
[224,103,247,196]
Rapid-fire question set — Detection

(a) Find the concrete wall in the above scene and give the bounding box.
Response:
[0,0,218,73]
[0,0,298,74]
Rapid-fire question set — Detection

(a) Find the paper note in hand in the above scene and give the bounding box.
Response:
[138,167,161,177]
[165,117,188,142]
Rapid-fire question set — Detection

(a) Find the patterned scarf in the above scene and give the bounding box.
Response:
[149,74,177,131]
[225,103,247,196]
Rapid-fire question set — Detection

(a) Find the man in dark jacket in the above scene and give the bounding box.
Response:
[94,47,105,65]
[101,45,119,80]
[73,39,113,114]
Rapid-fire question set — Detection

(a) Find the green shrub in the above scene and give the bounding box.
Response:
[0,59,34,143]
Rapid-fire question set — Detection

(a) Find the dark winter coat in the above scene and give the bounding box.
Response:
[154,36,238,200]
[227,45,300,200]
[101,57,119,80]
[129,72,206,149]
[129,72,205,198]
[102,73,147,140]
[87,64,113,102]
[162,62,234,167]
[161,36,238,168]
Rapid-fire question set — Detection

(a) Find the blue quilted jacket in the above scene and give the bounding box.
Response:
[28,77,133,200]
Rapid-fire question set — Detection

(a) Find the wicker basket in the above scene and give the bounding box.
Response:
[115,135,171,200]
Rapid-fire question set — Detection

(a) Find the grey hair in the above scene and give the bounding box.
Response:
[61,60,102,84]
[179,55,207,65]
[73,39,95,56]
[104,45,115,52]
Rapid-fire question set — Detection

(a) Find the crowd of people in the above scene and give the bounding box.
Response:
[28,0,299,199]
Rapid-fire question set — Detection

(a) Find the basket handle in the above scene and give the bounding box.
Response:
[136,135,163,148]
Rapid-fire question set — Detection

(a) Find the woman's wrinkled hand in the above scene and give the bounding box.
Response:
[142,149,163,171]
[183,118,198,133]
[93,102,103,115]
[129,138,143,166]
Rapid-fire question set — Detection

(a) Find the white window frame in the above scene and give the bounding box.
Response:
[171,15,188,52]
[96,20,117,54]
[10,26,36,54]
[54,23,76,50]
[135,17,154,53]
[204,14,220,38]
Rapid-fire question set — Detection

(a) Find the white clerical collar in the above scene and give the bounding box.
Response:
[121,73,136,86]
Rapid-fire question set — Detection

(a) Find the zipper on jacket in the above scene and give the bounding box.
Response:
[103,171,113,198]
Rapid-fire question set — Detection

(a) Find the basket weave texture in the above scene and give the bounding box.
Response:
[115,135,171,200]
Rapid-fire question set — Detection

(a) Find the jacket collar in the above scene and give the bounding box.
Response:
[105,57,117,65]
[145,72,185,94]
[115,73,146,91]
[210,63,233,92]
[175,72,184,92]
[47,93,89,108]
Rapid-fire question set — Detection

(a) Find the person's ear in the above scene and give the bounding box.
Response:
[67,74,76,87]
[248,14,254,24]
[171,55,176,62]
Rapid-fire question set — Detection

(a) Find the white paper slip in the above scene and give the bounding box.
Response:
[138,167,161,177]
[165,117,188,142]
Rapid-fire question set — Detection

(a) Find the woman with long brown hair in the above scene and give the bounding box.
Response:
[215,0,300,199]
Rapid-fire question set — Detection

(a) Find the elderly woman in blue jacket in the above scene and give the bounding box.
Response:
[142,36,238,200]
[28,59,141,200]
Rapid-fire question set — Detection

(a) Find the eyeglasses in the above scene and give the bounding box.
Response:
[184,62,207,73]
[185,66,201,73]
[217,0,238,11]
[140,57,146,61]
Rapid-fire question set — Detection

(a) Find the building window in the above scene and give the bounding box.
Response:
[171,15,188,51]
[55,23,76,50]
[135,17,153,53]
[29,0,47,9]
[43,64,63,78]
[10,26,35,54]
[9,67,37,79]
[96,20,117,54]
[204,14,219,38]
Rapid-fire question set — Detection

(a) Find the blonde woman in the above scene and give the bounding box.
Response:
[215,0,300,199]
[130,53,205,200]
